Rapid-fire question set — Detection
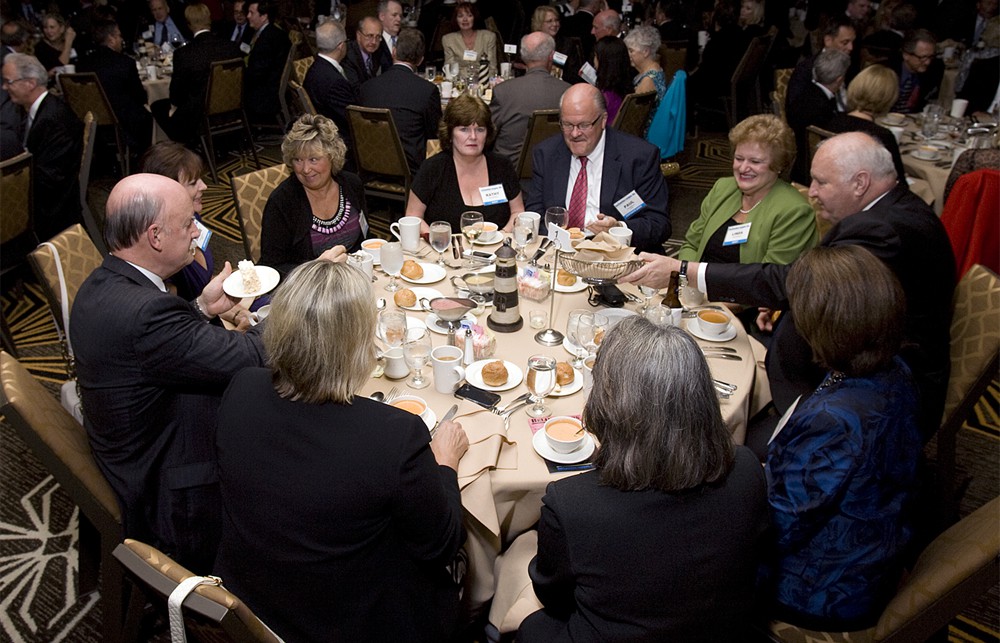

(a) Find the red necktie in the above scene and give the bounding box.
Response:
[567,156,588,230]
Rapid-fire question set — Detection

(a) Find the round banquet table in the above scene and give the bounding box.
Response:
[889,113,964,216]
[351,236,765,616]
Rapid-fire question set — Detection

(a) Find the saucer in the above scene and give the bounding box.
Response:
[685,318,737,342]
[472,231,504,246]
[399,262,446,285]
[912,150,940,161]
[532,429,596,464]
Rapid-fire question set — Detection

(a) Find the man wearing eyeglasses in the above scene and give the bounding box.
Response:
[525,83,671,254]
[343,16,391,93]
[893,29,943,113]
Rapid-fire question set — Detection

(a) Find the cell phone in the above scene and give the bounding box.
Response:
[454,383,501,409]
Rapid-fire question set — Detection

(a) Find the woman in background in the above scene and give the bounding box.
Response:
[624,25,667,132]
[442,1,497,78]
[594,36,634,122]
[36,13,76,75]
[531,5,586,84]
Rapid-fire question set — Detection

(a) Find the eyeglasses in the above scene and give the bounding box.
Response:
[1,77,27,88]
[359,32,381,40]
[559,114,603,133]
[904,52,934,62]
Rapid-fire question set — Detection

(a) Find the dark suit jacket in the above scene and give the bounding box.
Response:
[70,255,266,570]
[302,55,357,137]
[705,185,955,440]
[0,88,20,161]
[25,93,82,241]
[525,127,672,254]
[218,19,254,46]
[489,68,570,164]
[166,30,241,143]
[892,57,945,113]
[244,22,291,122]
[359,63,442,174]
[561,9,596,60]
[787,81,838,184]
[77,46,152,151]
[342,40,392,94]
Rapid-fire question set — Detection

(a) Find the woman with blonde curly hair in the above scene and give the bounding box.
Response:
[680,114,817,267]
[260,114,368,276]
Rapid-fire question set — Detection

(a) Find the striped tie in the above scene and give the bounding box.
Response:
[567,157,588,230]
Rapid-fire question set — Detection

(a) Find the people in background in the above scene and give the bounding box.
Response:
[243,0,291,125]
[442,1,498,78]
[893,29,944,113]
[303,19,357,139]
[531,4,585,84]
[788,49,850,184]
[624,25,666,134]
[35,13,76,75]
[593,35,633,122]
[343,16,391,93]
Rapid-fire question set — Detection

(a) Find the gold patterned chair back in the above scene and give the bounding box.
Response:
[58,72,117,125]
[658,41,688,83]
[515,109,562,182]
[205,58,246,116]
[278,44,298,127]
[0,152,33,245]
[773,68,793,121]
[80,112,96,198]
[611,91,657,138]
[289,79,316,117]
[114,538,283,642]
[231,164,291,262]
[346,106,411,201]
[292,55,313,85]
[28,224,104,341]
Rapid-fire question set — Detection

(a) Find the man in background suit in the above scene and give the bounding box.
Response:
[2,53,81,241]
[0,20,29,160]
[526,84,672,254]
[490,31,570,165]
[303,19,356,139]
[244,0,290,125]
[787,49,848,185]
[220,0,254,46]
[343,16,391,93]
[561,0,600,60]
[359,28,441,175]
[153,3,240,146]
[70,173,266,570]
[786,15,855,108]
[892,29,944,113]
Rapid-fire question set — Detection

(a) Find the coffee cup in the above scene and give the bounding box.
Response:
[517,211,541,237]
[543,416,586,453]
[361,238,385,263]
[915,145,938,160]
[607,226,633,247]
[253,304,271,323]
[390,394,428,417]
[432,345,465,394]
[390,216,422,252]
[582,355,596,395]
[888,126,904,143]
[479,221,500,242]
[383,347,410,379]
[348,251,374,280]
[696,309,730,338]
[440,80,453,98]
[951,98,969,118]
[146,64,157,80]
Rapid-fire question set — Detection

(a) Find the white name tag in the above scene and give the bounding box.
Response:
[463,49,478,62]
[614,190,645,219]
[547,223,574,251]
[479,184,507,205]
[504,44,517,54]
[240,42,251,54]
[194,219,212,251]
[579,62,598,85]
[723,222,752,246]
[552,51,568,66]
[143,29,153,40]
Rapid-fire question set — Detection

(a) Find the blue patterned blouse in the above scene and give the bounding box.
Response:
[634,68,667,135]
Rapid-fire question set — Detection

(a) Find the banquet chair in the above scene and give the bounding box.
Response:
[201,58,260,182]
[58,72,129,175]
[114,538,282,643]
[729,28,776,124]
[230,164,291,262]
[0,351,127,643]
[346,105,411,204]
[515,108,561,182]
[277,44,298,128]
[772,68,793,122]
[658,40,689,82]
[78,111,107,255]
[806,125,835,168]
[288,79,317,118]
[611,91,657,138]
[936,264,1000,501]
[0,151,35,275]
[291,55,313,86]
[767,495,1000,643]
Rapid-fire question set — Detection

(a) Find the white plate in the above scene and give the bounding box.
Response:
[400,262,447,284]
[425,311,477,334]
[562,336,586,356]
[878,113,906,127]
[549,367,584,397]
[532,429,596,464]
[685,318,737,342]
[395,287,443,311]
[222,265,280,298]
[911,150,940,161]
[376,315,425,342]
[466,359,524,391]
[599,308,638,324]
[472,230,504,246]
[553,273,588,293]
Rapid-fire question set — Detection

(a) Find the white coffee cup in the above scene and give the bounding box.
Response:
[696,309,730,338]
[951,98,969,118]
[608,225,633,247]
[361,238,385,263]
[543,416,585,454]
[517,211,541,237]
[888,126,905,143]
[432,345,465,394]
[440,81,453,99]
[500,62,511,78]
[383,347,410,379]
[348,251,374,280]
[390,216,422,252]
[146,64,157,80]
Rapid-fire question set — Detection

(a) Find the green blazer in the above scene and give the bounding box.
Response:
[679,178,818,265]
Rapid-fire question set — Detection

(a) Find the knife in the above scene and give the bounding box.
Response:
[703,353,743,361]
[530,238,553,265]
[432,404,459,435]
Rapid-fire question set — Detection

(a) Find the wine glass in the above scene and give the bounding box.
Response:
[378,310,408,347]
[381,241,404,292]
[425,65,437,82]
[460,211,484,268]
[512,221,531,262]
[402,327,432,389]
[565,310,595,369]
[428,221,452,266]
[544,206,567,237]
[589,312,609,354]
[638,285,659,315]
[525,355,557,417]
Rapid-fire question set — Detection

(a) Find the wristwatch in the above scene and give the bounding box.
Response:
[678,260,689,288]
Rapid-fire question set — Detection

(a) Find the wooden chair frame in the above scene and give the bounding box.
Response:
[200,58,260,182]
[346,105,412,204]
[515,108,562,183]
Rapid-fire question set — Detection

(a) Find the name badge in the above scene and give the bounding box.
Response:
[504,44,517,54]
[194,219,212,251]
[479,184,507,205]
[723,222,752,246]
[547,223,574,251]
[240,42,252,54]
[579,62,598,85]
[613,190,645,219]
[142,29,153,40]
[552,51,568,66]
[463,49,478,62]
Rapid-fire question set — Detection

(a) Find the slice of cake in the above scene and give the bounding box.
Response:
[238,260,262,293]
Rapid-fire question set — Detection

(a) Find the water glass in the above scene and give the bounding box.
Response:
[378,310,408,347]
[526,355,557,417]
[429,221,452,266]
[403,327,432,389]
[638,285,659,314]
[566,310,594,369]
[921,112,940,139]
[544,206,567,236]
[460,211,484,268]
[513,222,531,262]
[381,241,404,292]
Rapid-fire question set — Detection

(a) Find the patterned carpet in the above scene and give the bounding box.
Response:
[1,137,997,643]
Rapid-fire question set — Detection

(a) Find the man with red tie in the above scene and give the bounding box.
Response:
[525,83,671,254]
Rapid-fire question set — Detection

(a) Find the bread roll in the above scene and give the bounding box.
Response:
[481,360,509,387]
[567,227,585,240]
[394,288,416,307]
[400,259,424,280]
[556,362,574,386]
[556,270,577,287]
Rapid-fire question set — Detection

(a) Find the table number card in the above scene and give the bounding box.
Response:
[552,51,568,67]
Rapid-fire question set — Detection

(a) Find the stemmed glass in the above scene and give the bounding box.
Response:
[378,310,408,348]
[381,241,404,292]
[589,312,608,355]
[460,211,484,268]
[402,327,432,389]
[638,284,659,315]
[429,221,452,266]
[565,310,595,369]
[512,220,532,262]
[544,206,567,237]
[525,355,558,417]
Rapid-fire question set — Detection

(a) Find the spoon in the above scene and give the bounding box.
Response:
[369,391,385,402]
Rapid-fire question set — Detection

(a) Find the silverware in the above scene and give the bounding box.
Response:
[369,391,385,401]
[713,379,737,392]
[493,392,531,415]
[384,386,401,403]
[702,353,743,361]
[700,346,737,352]
[501,399,533,431]
[432,404,459,436]
[529,238,553,265]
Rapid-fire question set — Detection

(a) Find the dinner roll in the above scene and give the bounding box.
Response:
[481,360,509,387]
[400,260,424,280]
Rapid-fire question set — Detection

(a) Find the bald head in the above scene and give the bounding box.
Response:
[808,132,897,223]
[105,174,190,252]
[591,9,621,39]
[560,84,608,157]
[520,31,555,67]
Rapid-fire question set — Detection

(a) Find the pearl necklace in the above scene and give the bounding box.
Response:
[738,196,764,215]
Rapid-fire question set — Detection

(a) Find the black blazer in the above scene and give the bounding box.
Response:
[25,93,82,241]
[218,19,254,46]
[69,255,266,570]
[787,81,837,184]
[706,185,955,439]
[359,64,442,174]
[302,56,357,137]
[342,40,391,93]
[77,46,152,151]
[244,22,291,121]
[168,31,241,140]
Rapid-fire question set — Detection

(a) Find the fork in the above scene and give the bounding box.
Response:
[492,392,531,415]
[384,386,401,404]
[501,399,533,431]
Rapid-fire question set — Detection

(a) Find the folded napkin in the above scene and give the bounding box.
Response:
[571,232,636,261]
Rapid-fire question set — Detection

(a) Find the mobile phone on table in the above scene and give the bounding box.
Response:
[454,383,501,409]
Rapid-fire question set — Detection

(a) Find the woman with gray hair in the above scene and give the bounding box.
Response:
[260,114,367,277]
[519,316,768,642]
[215,260,469,643]
[623,25,666,133]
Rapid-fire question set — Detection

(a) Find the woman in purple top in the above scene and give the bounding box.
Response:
[594,36,634,122]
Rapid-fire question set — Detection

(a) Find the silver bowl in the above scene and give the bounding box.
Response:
[558,254,643,285]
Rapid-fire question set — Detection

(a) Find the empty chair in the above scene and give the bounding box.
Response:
[201,58,260,182]
[806,124,835,168]
[78,111,107,254]
[346,105,411,204]
[59,72,129,175]
[292,55,313,86]
[729,28,776,124]
[0,151,35,274]
[515,108,562,182]
[230,164,291,262]
[610,90,657,138]
[288,79,317,118]
[277,45,298,128]
[772,68,793,122]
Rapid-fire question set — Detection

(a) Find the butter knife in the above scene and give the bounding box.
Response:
[432,404,459,435]
[703,353,743,361]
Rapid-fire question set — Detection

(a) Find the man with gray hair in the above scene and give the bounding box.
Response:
[70,173,267,570]
[623,131,954,451]
[893,29,944,113]
[788,48,850,183]
[490,32,570,165]
[591,9,621,40]
[303,19,356,138]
